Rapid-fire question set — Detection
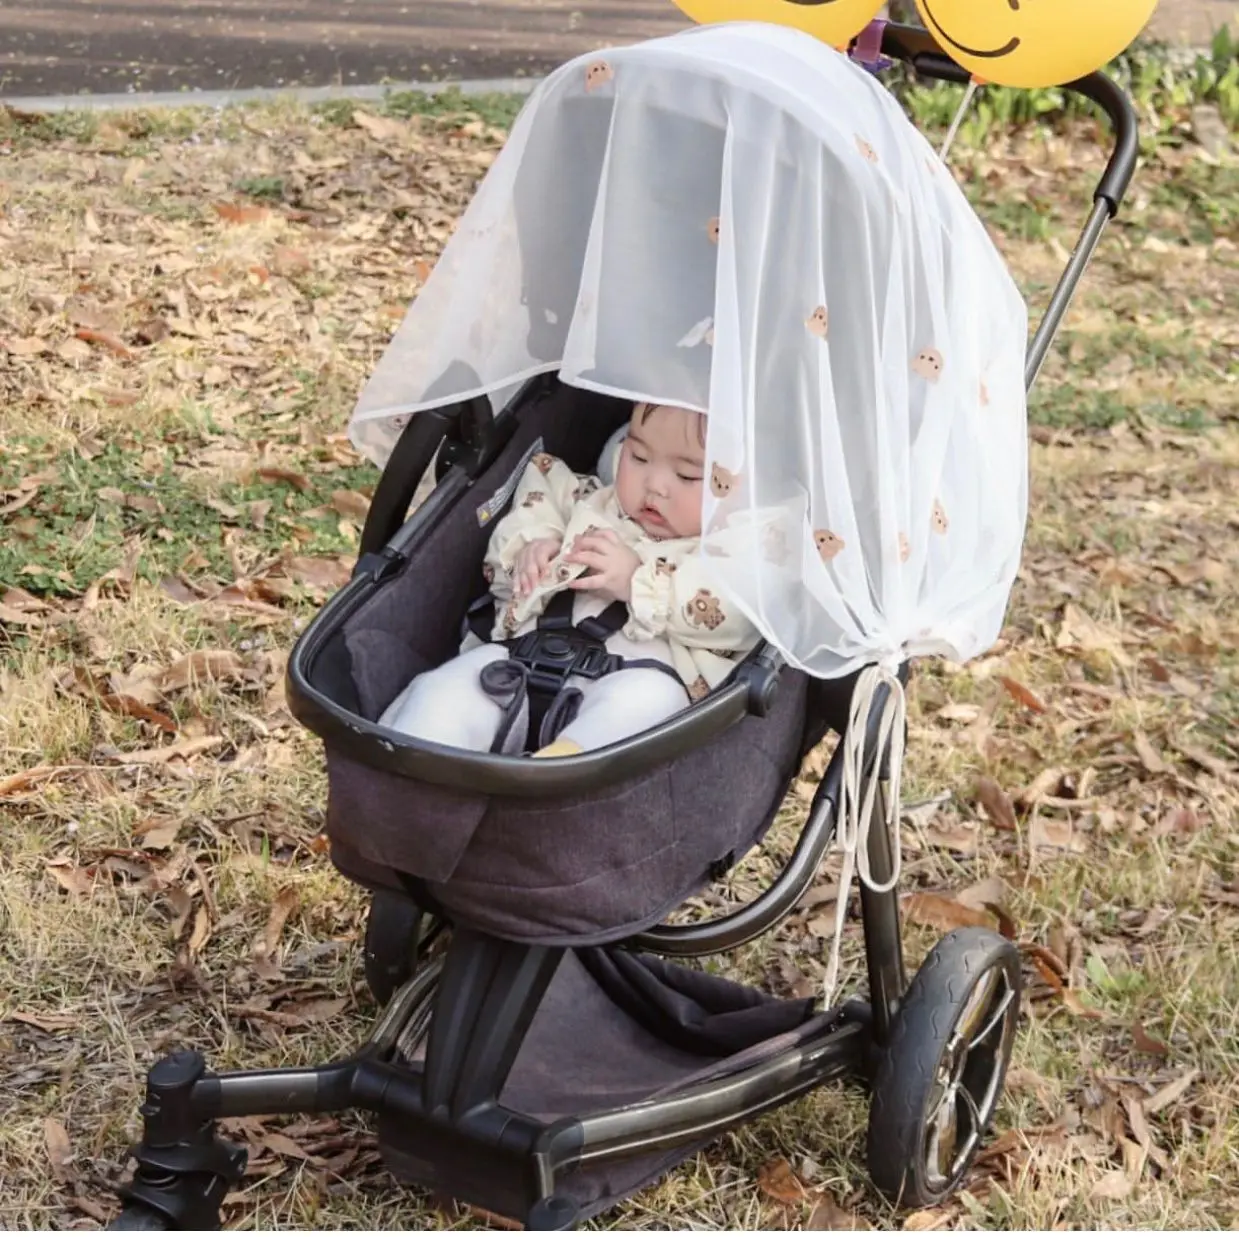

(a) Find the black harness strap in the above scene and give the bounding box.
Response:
[463,586,687,753]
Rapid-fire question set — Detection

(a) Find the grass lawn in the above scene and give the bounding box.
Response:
[1,91,1237,1230]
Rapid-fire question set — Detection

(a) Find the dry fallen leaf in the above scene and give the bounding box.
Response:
[922,820,981,855]
[254,886,299,960]
[0,765,62,798]
[1030,816,1088,854]
[214,201,272,225]
[44,1118,74,1183]
[976,776,1018,831]
[998,675,1047,712]
[1090,1167,1135,1201]
[756,1157,808,1207]
[187,905,212,957]
[75,327,134,358]
[272,245,312,277]
[956,875,1006,911]
[330,489,371,520]
[274,555,353,597]
[353,110,411,143]
[902,892,995,933]
[807,1193,871,1230]
[4,335,49,357]
[46,860,94,898]
[1142,1069,1199,1115]
[1018,766,1066,808]
[903,1208,955,1231]
[261,1131,323,1164]
[98,693,178,734]
[256,466,311,493]
[160,649,245,692]
[236,996,348,1028]
[1133,731,1169,776]
[114,735,224,764]
[1130,1022,1170,1058]
[133,817,181,850]
[9,1010,79,1033]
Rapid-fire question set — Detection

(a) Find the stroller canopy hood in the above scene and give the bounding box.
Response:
[351,22,1030,678]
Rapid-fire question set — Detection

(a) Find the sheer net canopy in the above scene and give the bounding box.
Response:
[349,22,1030,681]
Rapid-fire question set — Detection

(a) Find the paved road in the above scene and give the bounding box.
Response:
[0,0,1234,99]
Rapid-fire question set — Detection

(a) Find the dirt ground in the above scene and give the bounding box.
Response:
[0,0,1234,98]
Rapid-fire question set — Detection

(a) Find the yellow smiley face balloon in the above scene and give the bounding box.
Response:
[671,0,886,50]
[913,0,1159,88]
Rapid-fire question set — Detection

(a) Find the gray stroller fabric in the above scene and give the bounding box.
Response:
[317,381,812,947]
[381,949,832,1221]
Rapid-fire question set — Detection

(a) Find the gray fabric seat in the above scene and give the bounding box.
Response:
[309,380,820,947]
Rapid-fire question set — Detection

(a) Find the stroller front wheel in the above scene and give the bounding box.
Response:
[866,927,1021,1209]
[363,890,433,1006]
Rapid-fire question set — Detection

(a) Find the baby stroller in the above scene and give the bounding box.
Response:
[108,20,1137,1231]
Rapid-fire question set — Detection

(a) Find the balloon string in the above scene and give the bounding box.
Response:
[939,77,980,163]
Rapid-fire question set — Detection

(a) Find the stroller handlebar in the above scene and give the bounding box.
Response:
[878,22,1139,217]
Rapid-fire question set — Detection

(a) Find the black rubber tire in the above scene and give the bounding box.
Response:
[106,1202,171,1230]
[866,927,1021,1209]
[362,890,426,1006]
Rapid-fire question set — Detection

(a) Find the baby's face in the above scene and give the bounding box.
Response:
[616,403,706,540]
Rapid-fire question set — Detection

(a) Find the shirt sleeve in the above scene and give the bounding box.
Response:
[626,547,759,654]
[486,454,580,574]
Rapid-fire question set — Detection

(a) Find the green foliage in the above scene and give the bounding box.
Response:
[0,437,373,599]
[312,85,529,133]
[235,174,287,201]
[895,29,1239,145]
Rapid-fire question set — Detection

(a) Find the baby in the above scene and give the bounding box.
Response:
[380,400,758,757]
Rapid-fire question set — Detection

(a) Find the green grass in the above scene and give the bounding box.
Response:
[0,436,372,598]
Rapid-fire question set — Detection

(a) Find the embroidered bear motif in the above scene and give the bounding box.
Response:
[931,500,949,535]
[763,525,790,565]
[585,60,614,92]
[687,676,711,702]
[654,557,677,577]
[521,490,546,508]
[855,136,879,164]
[685,589,725,630]
[912,348,944,383]
[710,463,739,500]
[501,600,520,637]
[814,529,845,562]
[555,563,573,583]
[806,305,829,339]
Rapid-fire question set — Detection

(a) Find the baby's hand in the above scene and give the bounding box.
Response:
[565,529,641,603]
[513,537,562,598]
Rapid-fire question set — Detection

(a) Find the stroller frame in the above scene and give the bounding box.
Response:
[107,25,1138,1232]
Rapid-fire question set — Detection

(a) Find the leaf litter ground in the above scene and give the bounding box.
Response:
[0,99,1237,1230]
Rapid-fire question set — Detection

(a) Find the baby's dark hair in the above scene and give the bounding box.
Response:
[635,401,707,449]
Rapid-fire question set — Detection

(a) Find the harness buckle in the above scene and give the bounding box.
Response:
[509,629,622,695]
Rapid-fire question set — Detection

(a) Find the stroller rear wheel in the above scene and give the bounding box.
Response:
[866,927,1020,1208]
[363,891,435,1006]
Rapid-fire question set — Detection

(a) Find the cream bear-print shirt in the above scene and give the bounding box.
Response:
[480,452,758,700]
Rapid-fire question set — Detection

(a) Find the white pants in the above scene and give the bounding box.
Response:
[379,637,690,753]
